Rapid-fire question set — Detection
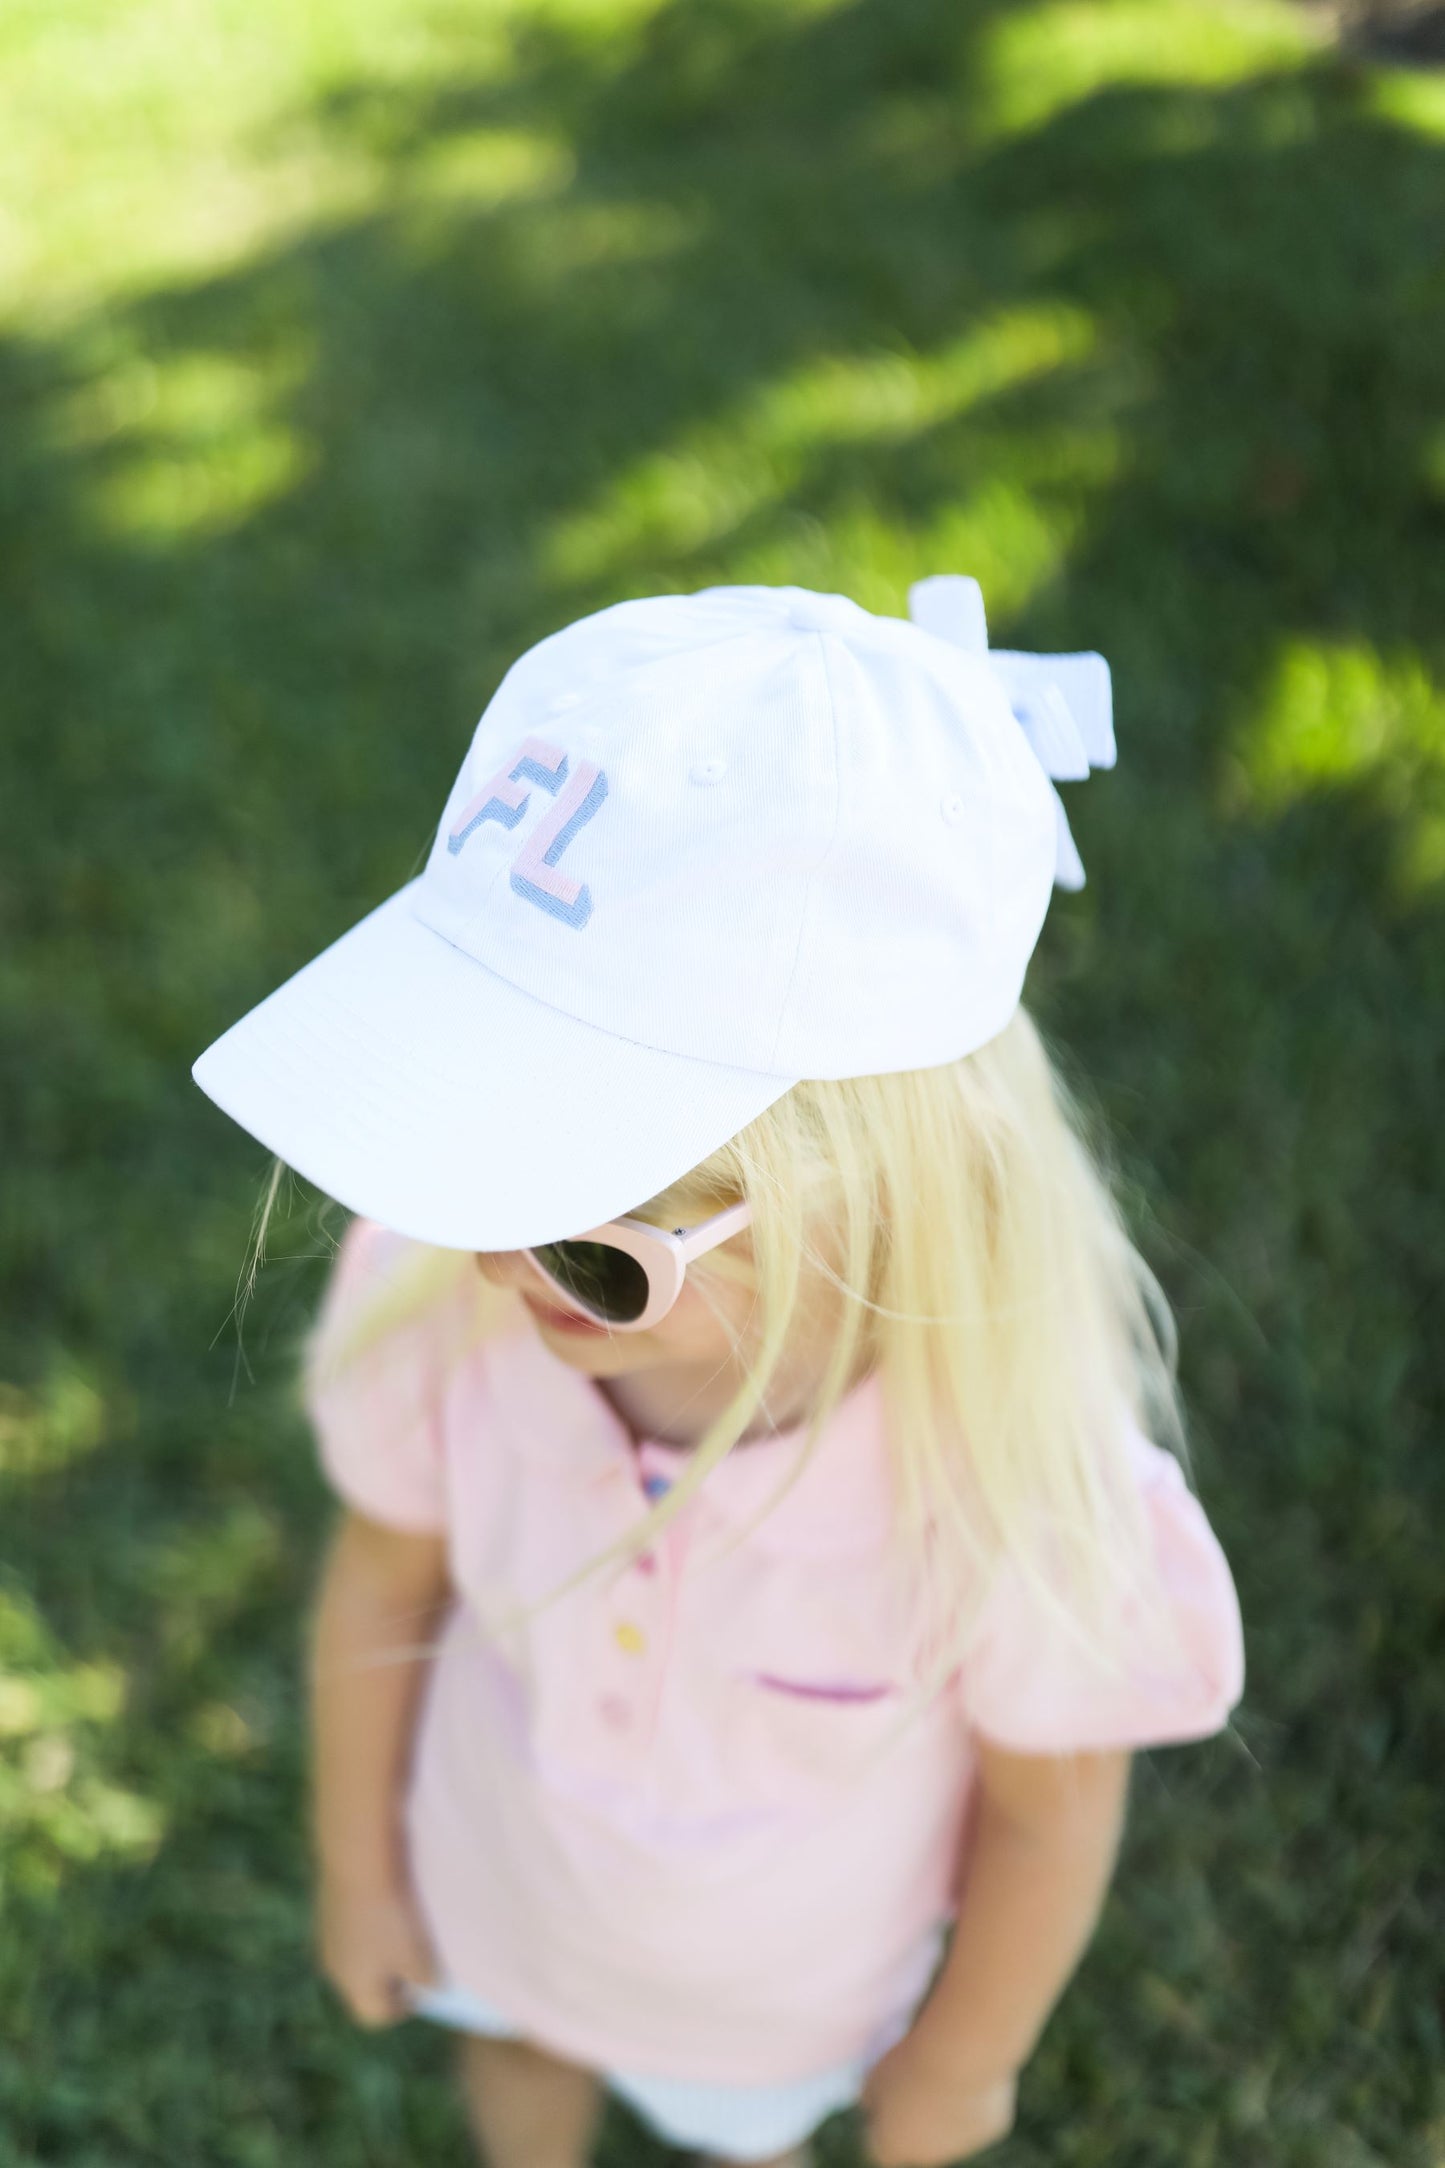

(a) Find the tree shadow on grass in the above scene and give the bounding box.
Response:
[2,0,1443,2160]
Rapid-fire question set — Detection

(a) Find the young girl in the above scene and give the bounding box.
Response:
[194,578,1244,2168]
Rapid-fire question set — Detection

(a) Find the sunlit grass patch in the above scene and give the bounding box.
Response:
[0,0,530,318]
[976,0,1319,145]
[1366,58,1445,144]
[1230,639,1445,891]
[407,125,577,209]
[0,1588,163,1894]
[0,1365,108,1479]
[57,348,314,543]
[543,303,1116,613]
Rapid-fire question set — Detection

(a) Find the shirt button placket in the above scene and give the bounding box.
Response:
[597,1466,671,1736]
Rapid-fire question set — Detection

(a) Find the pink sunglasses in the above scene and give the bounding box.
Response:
[522,1201,752,1332]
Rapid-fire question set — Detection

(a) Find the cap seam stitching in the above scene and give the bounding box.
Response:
[765,631,845,1073]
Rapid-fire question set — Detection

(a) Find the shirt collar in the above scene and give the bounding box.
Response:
[480,1304,894,1553]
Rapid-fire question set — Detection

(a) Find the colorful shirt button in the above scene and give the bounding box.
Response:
[613,1620,647,1656]
[641,1473,671,1502]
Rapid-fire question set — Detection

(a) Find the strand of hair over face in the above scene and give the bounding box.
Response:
[609,1008,1191,1684]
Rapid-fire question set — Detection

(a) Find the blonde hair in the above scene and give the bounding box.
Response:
[300,1004,1192,1684]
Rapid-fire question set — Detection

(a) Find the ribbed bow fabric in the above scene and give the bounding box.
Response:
[908,575,1115,890]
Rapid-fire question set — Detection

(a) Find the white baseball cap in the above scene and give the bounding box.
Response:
[192,578,1114,1250]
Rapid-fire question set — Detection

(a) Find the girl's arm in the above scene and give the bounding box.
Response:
[310,1507,453,2026]
[862,1739,1132,2167]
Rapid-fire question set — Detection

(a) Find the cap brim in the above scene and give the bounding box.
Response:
[192,881,796,1250]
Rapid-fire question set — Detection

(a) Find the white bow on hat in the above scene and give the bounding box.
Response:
[908,575,1114,891]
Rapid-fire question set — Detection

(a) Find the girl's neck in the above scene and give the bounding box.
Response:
[593,1361,801,1448]
[596,1349,832,1453]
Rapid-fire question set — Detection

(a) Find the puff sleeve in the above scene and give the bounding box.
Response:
[303,1218,458,1535]
[959,1432,1245,1755]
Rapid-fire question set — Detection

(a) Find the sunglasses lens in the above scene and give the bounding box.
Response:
[531,1240,650,1325]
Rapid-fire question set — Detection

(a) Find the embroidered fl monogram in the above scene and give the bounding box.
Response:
[447,734,609,930]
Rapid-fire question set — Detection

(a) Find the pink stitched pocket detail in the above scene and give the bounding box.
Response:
[753,1673,896,1704]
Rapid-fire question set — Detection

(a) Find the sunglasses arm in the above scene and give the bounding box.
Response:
[672,1199,752,1262]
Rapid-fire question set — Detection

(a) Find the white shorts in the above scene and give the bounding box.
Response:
[405,1980,875,2161]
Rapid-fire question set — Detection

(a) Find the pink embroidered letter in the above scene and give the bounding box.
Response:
[509,761,608,929]
[444,733,608,928]
[447,737,569,856]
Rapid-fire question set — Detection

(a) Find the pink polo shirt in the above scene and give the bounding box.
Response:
[306,1220,1245,2086]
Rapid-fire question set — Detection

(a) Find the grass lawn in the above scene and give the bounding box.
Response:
[2,0,1443,2161]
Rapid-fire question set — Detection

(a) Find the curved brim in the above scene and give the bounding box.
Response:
[192,881,796,1251]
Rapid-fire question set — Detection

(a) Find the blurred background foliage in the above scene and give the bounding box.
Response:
[2,0,1443,2162]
